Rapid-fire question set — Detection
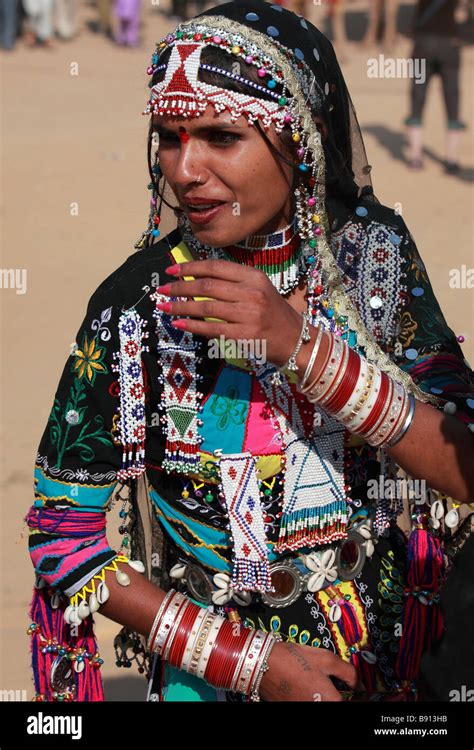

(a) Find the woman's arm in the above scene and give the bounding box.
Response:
[293,325,474,504]
[98,559,360,701]
[156,258,474,504]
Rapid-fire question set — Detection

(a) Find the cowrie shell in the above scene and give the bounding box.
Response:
[170,564,187,579]
[128,559,146,573]
[233,591,252,607]
[96,581,110,605]
[329,603,342,622]
[74,659,85,673]
[69,606,81,626]
[307,572,325,593]
[116,570,130,587]
[63,605,74,625]
[361,650,377,664]
[212,588,232,606]
[358,524,372,540]
[430,500,444,520]
[445,509,460,529]
[213,572,232,589]
[89,593,100,613]
[78,600,90,620]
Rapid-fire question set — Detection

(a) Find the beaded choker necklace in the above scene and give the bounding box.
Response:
[178,213,310,295]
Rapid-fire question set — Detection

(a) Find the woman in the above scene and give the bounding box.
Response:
[26,0,474,703]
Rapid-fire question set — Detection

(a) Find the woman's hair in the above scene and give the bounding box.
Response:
[146,44,357,219]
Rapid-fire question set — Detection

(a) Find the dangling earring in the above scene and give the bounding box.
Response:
[150,150,162,240]
[134,134,163,250]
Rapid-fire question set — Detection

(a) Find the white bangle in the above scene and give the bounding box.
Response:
[284,312,311,372]
[180,606,209,671]
[147,588,176,653]
[299,325,324,389]
[196,615,225,680]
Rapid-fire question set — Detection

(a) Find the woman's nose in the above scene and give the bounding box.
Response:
[173,139,206,187]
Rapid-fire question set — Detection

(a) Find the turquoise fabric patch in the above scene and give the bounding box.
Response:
[149,488,279,572]
[162,664,219,702]
[34,467,115,510]
[200,366,251,454]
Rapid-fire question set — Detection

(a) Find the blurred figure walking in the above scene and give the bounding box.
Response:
[22,0,55,46]
[0,0,19,49]
[113,0,142,46]
[363,0,400,51]
[55,0,76,39]
[404,0,467,174]
[96,0,113,38]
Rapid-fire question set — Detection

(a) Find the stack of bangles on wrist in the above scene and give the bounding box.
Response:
[147,590,277,700]
[297,326,416,448]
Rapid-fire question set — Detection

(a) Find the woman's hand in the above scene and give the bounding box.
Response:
[259,640,360,702]
[155,259,303,368]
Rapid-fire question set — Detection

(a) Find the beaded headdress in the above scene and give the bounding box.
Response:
[134,1,433,402]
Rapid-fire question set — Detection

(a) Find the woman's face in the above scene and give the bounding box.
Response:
[152,107,295,246]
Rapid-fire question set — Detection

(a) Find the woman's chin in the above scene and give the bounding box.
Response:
[190,223,249,248]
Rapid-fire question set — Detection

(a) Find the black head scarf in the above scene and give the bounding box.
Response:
[138,0,378,250]
[195,0,377,207]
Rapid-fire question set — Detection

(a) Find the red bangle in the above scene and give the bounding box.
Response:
[167,603,200,668]
[160,597,188,658]
[365,376,394,440]
[220,626,248,688]
[358,371,390,435]
[319,340,347,403]
[325,348,361,414]
[380,389,408,445]
[204,620,236,687]
[209,623,249,689]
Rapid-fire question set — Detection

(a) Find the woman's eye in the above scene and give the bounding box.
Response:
[209,132,241,145]
[157,131,240,145]
[157,131,179,142]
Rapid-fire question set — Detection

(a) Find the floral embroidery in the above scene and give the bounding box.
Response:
[72,334,108,385]
[209,385,247,430]
[90,307,113,342]
[394,311,418,349]
[49,379,113,468]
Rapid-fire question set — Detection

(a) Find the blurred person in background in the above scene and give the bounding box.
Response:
[22,0,55,46]
[55,0,76,39]
[96,0,113,38]
[404,0,468,173]
[363,0,400,51]
[0,0,19,49]
[113,0,142,46]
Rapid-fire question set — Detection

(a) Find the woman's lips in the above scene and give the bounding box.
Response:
[185,202,226,225]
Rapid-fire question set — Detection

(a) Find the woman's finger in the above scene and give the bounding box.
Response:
[324,655,359,691]
[157,277,241,303]
[317,679,344,702]
[170,318,234,339]
[157,299,242,323]
[166,259,263,284]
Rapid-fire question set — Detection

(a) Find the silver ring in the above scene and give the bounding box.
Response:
[334,530,367,581]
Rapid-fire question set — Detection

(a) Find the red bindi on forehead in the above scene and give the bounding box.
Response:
[178,126,190,143]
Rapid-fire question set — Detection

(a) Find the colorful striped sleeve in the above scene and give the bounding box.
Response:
[27,287,127,602]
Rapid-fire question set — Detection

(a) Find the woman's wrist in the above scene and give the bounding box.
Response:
[295,326,415,448]
[147,590,276,698]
